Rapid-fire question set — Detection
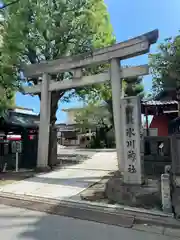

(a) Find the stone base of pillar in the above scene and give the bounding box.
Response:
[105,172,160,209]
[35,166,51,173]
[121,172,145,186]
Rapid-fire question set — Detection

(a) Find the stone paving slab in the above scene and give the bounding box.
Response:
[0,170,108,199]
[28,185,85,200]
[57,148,118,170]
[0,152,118,200]
[68,152,118,171]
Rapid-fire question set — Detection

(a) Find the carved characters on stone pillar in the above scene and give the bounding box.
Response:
[121,96,144,184]
[126,105,134,125]
[128,164,137,173]
[121,96,145,185]
[125,101,137,174]
[126,128,135,138]
[127,140,135,148]
[127,150,136,162]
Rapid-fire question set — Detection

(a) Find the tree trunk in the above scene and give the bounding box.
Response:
[48,92,61,167]
[48,125,58,167]
[106,99,114,127]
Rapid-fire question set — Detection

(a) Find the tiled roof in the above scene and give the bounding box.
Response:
[3,111,38,128]
[142,100,178,106]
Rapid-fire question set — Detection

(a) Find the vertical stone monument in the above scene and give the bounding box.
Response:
[161,173,172,213]
[121,96,144,185]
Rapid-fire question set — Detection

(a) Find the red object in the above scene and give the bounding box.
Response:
[7,135,35,141]
[29,135,34,140]
[149,115,169,136]
[7,135,21,141]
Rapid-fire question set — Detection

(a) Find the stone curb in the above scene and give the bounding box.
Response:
[0,193,134,229]
[0,192,179,229]
[1,192,171,217]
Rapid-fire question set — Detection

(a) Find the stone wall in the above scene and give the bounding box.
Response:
[144,136,171,175]
[171,134,180,175]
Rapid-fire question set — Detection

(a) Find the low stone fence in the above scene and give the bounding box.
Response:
[144,136,171,175]
[170,134,180,175]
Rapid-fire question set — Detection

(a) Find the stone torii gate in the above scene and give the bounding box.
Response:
[23,29,158,182]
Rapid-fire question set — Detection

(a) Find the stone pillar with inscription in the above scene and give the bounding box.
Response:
[161,173,172,213]
[121,96,144,185]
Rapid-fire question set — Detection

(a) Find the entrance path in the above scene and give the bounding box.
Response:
[0,149,118,200]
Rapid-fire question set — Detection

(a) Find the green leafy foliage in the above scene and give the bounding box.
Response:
[0,21,16,114]
[75,103,113,148]
[75,76,144,148]
[0,0,115,162]
[75,103,110,130]
[0,0,115,111]
[150,35,180,96]
[76,76,144,126]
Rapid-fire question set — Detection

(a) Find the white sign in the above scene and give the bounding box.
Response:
[11,141,22,153]
[121,96,144,184]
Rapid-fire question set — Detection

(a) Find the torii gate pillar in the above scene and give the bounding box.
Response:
[110,59,124,171]
[37,73,51,168]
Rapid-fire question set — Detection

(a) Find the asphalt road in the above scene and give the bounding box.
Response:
[0,204,179,240]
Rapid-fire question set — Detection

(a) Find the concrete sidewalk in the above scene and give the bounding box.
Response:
[0,151,118,200]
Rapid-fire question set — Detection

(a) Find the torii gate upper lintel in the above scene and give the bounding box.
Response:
[23,29,158,78]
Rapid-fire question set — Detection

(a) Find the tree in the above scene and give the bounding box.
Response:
[150,35,180,96]
[78,76,144,127]
[0,87,15,115]
[1,0,115,166]
[75,103,110,131]
[0,16,15,115]
[75,76,144,148]
[75,102,111,148]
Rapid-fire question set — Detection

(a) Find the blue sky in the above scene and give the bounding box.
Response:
[16,0,180,123]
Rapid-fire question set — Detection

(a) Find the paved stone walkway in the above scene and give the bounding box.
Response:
[0,151,118,200]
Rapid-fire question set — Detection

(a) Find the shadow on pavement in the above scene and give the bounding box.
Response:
[0,200,173,240]
[17,204,134,240]
[0,171,35,181]
[16,204,166,240]
[23,175,103,187]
